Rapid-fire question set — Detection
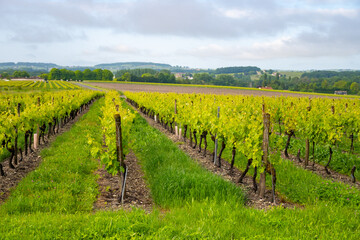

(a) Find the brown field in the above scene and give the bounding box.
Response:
[87,82,335,98]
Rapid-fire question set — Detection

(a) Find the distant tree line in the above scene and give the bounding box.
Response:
[189,73,251,87]
[40,68,114,81]
[214,66,260,75]
[0,62,58,69]
[301,71,360,79]
[0,69,47,78]
[115,69,176,83]
[256,71,360,95]
[0,70,30,79]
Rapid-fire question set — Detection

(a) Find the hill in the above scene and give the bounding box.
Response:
[95,62,172,71]
[0,62,58,70]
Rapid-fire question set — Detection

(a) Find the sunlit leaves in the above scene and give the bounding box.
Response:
[91,91,135,175]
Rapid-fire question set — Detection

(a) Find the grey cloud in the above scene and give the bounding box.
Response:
[0,0,104,43]
[98,44,141,54]
[0,0,309,40]
[8,23,87,43]
[113,0,296,38]
[185,6,360,61]
[1,0,359,51]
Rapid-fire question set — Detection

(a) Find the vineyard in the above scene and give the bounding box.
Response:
[0,80,81,91]
[126,92,360,173]
[1,84,360,238]
[125,91,360,203]
[0,90,103,176]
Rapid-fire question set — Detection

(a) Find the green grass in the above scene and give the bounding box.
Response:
[1,195,359,239]
[0,99,103,215]
[128,104,246,208]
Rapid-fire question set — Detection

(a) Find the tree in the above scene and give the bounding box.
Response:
[121,72,134,82]
[333,80,347,90]
[75,70,83,80]
[60,69,69,80]
[102,69,113,80]
[215,66,260,74]
[68,70,75,80]
[83,69,94,80]
[193,73,213,84]
[93,69,103,80]
[169,74,176,83]
[0,72,10,79]
[321,79,329,89]
[12,70,30,78]
[214,74,235,86]
[40,73,49,80]
[141,73,156,82]
[350,82,360,93]
[49,68,61,80]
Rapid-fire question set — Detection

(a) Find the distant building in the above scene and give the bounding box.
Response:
[175,73,184,78]
[271,72,283,77]
[334,91,347,95]
[258,86,273,90]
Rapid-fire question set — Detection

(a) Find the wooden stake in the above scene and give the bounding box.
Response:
[351,166,356,183]
[174,100,178,137]
[115,114,126,203]
[35,97,40,149]
[214,107,220,166]
[259,112,270,199]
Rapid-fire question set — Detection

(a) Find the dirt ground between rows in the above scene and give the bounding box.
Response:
[94,150,153,212]
[88,82,338,98]
[285,152,360,189]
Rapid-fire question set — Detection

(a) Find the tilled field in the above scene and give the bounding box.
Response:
[87,82,333,98]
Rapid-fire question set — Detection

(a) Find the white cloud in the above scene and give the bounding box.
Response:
[315,8,358,17]
[98,44,140,54]
[0,0,359,69]
[220,9,254,19]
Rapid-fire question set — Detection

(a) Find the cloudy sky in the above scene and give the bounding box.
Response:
[0,0,359,70]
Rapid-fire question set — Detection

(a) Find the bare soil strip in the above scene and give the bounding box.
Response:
[88,82,340,98]
[284,152,360,189]
[0,107,91,204]
[94,150,153,212]
[132,105,298,210]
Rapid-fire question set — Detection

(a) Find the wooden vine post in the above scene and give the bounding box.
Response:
[34,97,41,149]
[351,166,356,183]
[259,107,270,199]
[115,113,127,204]
[214,107,220,166]
[174,99,179,138]
[304,99,311,167]
[324,105,335,174]
[14,103,21,165]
